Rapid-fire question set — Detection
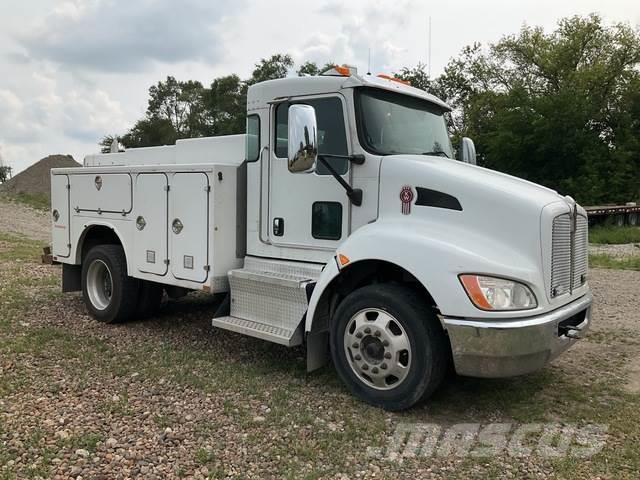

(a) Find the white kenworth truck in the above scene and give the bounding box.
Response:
[51,67,592,410]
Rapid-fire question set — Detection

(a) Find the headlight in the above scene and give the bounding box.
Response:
[459,275,537,311]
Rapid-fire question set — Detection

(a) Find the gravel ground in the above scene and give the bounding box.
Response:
[1,198,640,479]
[589,242,640,258]
[0,197,50,242]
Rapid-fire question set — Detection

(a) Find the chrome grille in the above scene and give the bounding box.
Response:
[573,214,588,289]
[551,214,572,297]
[550,212,588,298]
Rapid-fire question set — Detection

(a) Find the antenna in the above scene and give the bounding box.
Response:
[367,48,371,75]
[428,15,432,78]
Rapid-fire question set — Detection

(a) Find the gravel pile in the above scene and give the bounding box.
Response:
[0,155,80,199]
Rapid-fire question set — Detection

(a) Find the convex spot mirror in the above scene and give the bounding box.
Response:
[459,137,477,165]
[288,104,318,173]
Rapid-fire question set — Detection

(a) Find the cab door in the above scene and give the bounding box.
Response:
[268,95,350,255]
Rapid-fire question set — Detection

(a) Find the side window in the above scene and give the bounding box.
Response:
[246,115,260,161]
[275,97,348,175]
[312,202,342,240]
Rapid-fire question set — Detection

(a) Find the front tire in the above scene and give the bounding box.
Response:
[82,245,138,323]
[330,284,448,411]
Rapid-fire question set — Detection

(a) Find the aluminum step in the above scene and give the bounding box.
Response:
[212,315,302,346]
[211,256,323,347]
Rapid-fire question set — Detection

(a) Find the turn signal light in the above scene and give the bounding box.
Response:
[337,254,350,266]
[459,274,537,311]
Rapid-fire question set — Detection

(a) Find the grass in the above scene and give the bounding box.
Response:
[589,254,640,271]
[589,225,640,244]
[0,191,50,210]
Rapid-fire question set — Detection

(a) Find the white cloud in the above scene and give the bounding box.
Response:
[299,0,416,72]
[17,0,245,72]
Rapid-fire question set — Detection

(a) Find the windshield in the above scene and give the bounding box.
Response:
[355,87,453,158]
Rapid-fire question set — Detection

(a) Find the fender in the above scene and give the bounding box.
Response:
[73,219,131,269]
[306,217,544,334]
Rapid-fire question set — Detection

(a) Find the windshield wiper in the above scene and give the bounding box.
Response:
[421,151,450,158]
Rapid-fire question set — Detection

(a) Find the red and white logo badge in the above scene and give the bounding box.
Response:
[400,185,414,215]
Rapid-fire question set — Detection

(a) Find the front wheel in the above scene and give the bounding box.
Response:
[82,245,138,323]
[330,284,448,411]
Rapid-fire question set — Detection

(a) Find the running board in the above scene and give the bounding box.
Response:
[212,315,302,346]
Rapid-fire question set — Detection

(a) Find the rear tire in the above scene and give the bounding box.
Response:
[330,283,448,411]
[135,281,164,319]
[82,245,138,323]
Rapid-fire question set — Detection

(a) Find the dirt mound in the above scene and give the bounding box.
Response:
[0,155,80,199]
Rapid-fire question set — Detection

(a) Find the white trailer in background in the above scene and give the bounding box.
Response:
[51,67,592,410]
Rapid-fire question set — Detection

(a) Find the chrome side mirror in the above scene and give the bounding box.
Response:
[460,137,477,165]
[288,104,318,173]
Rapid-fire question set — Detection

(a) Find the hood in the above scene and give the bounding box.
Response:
[380,154,565,213]
[378,154,570,273]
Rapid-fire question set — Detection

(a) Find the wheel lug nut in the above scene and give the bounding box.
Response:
[364,327,371,334]
[381,363,387,370]
[374,330,381,337]
[355,354,362,361]
[372,367,379,374]
[382,340,389,347]
[384,352,392,359]
[356,332,363,339]
[352,342,359,349]
[362,364,369,371]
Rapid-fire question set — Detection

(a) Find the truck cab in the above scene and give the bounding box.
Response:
[51,68,592,410]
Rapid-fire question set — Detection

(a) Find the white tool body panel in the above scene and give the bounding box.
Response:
[133,173,168,276]
[69,173,133,214]
[169,172,210,283]
[51,174,70,258]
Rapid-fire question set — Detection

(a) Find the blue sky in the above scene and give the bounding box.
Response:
[0,0,638,173]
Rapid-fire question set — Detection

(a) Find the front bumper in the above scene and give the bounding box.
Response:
[441,292,592,378]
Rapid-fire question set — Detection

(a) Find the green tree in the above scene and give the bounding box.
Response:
[296,61,337,76]
[248,54,294,84]
[0,166,11,183]
[147,76,209,138]
[434,14,640,203]
[206,74,247,135]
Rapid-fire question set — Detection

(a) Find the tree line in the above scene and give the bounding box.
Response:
[101,15,640,205]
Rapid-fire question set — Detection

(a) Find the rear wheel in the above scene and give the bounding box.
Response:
[82,245,138,323]
[330,283,448,411]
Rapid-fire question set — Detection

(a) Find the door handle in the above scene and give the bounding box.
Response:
[273,217,284,236]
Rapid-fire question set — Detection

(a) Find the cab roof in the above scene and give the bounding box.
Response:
[247,73,451,111]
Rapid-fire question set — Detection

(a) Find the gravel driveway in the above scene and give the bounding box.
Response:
[1,197,639,479]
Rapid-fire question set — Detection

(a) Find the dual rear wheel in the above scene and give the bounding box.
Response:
[82,245,162,323]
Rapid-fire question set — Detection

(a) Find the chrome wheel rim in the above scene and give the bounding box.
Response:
[343,308,412,390]
[86,259,113,311]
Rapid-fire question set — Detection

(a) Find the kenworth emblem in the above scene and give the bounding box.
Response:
[400,186,414,215]
[94,175,103,191]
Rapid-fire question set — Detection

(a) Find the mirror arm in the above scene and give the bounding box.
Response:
[316,153,365,165]
[317,155,363,206]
